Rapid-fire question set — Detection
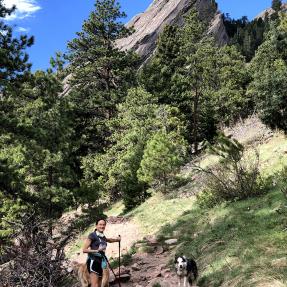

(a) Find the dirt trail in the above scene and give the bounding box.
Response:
[69,217,143,263]
[114,251,179,287]
[69,216,180,287]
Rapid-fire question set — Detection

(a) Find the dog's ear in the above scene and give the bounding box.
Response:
[174,255,178,263]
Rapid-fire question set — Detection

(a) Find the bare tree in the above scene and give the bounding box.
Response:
[0,214,75,287]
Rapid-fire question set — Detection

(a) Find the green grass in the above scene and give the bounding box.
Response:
[257,133,287,175]
[105,200,125,217]
[157,188,287,286]
[127,192,195,235]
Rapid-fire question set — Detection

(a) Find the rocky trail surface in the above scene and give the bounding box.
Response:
[109,235,181,287]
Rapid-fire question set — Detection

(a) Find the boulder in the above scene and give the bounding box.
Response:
[113,266,130,275]
[109,273,131,284]
[155,245,164,255]
[145,235,159,246]
[165,238,178,245]
[131,262,141,271]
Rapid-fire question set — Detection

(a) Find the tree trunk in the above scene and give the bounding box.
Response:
[48,168,53,236]
[193,86,200,153]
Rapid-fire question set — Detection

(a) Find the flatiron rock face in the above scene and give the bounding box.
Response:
[255,3,287,20]
[116,0,229,61]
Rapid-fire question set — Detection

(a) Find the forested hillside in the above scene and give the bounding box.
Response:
[1,0,287,286]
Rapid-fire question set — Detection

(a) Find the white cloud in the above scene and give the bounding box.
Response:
[3,0,41,20]
[16,26,29,32]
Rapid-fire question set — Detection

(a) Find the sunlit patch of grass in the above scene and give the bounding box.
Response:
[257,133,287,175]
[157,188,287,286]
[127,192,195,235]
[105,200,125,217]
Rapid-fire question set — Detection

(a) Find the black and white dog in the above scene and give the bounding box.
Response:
[174,255,198,287]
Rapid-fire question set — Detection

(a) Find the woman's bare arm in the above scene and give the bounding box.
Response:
[106,236,121,243]
[82,238,99,253]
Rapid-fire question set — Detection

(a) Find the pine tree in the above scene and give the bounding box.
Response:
[224,15,268,62]
[138,131,187,193]
[83,88,158,210]
[12,71,75,232]
[0,0,35,241]
[173,9,218,152]
[139,25,182,104]
[0,0,34,93]
[86,88,186,209]
[213,45,249,124]
[248,19,287,131]
[67,0,138,157]
[272,0,282,12]
[0,0,34,137]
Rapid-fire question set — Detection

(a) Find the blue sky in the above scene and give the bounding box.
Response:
[2,0,278,71]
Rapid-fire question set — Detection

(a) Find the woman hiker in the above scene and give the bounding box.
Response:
[83,218,121,287]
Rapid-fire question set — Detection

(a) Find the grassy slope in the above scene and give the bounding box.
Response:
[160,189,287,287]
[127,133,287,286]
[69,133,287,286]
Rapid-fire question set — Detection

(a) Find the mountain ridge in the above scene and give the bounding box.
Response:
[116,0,229,61]
[255,3,287,19]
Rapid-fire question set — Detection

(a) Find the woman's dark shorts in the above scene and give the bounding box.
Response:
[87,256,103,277]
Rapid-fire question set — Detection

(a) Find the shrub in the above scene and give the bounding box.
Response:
[0,214,72,287]
[197,133,271,206]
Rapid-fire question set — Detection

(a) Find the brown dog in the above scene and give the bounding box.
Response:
[69,261,109,287]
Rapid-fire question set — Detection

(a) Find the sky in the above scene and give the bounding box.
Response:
[2,0,278,71]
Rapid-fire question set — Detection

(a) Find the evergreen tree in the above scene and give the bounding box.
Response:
[0,0,34,93]
[0,0,35,242]
[139,25,182,104]
[67,0,138,157]
[138,131,187,193]
[12,71,75,232]
[213,45,250,124]
[272,0,282,12]
[84,88,186,210]
[0,0,34,137]
[141,9,248,152]
[173,9,218,152]
[224,15,268,61]
[249,18,287,131]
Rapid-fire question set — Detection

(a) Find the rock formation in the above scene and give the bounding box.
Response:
[116,0,229,61]
[255,3,287,20]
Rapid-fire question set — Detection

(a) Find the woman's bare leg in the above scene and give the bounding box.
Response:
[101,269,110,287]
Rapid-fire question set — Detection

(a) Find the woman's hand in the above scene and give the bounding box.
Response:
[98,245,106,252]
[106,235,121,243]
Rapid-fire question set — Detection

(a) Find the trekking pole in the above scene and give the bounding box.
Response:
[118,235,121,287]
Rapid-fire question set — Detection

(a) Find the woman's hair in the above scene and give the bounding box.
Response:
[96,218,107,225]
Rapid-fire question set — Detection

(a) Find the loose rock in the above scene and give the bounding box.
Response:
[165,238,178,245]
[131,263,141,271]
